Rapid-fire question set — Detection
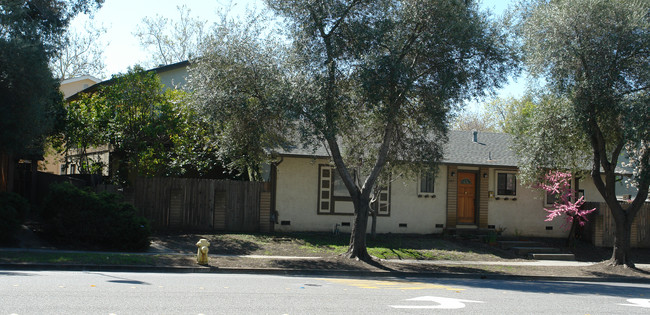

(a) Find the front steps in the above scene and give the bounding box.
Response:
[528,253,576,260]
[498,240,576,261]
[444,228,577,261]
[444,227,494,238]
[511,246,561,256]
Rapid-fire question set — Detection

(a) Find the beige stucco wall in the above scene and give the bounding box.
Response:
[275,157,341,232]
[579,175,607,203]
[275,157,615,237]
[486,168,569,238]
[159,67,188,90]
[274,156,448,234]
[386,165,447,233]
[60,77,100,99]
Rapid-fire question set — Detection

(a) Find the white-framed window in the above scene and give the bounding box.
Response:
[496,172,517,196]
[419,171,435,195]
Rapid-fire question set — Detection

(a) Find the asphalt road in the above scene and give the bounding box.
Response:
[2,271,650,314]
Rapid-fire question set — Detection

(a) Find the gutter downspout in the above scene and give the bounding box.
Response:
[270,156,284,231]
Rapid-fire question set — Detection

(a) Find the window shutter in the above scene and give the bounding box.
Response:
[318,165,333,213]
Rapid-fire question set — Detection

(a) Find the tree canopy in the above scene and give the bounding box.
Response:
[0,0,103,156]
[189,9,292,181]
[50,23,107,80]
[507,91,591,183]
[59,67,221,184]
[134,5,206,67]
[516,0,649,266]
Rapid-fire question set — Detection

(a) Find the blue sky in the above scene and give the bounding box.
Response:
[70,0,524,107]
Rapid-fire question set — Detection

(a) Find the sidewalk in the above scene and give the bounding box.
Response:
[2,245,650,283]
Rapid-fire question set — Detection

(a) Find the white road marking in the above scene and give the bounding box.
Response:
[619,298,650,308]
[390,296,484,309]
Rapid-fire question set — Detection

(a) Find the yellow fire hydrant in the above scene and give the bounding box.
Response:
[196,238,210,265]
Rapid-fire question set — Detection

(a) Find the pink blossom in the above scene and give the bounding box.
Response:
[536,171,596,230]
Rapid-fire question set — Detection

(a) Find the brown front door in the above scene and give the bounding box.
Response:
[457,172,476,224]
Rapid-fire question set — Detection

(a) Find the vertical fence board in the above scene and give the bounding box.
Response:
[259,191,272,232]
[214,189,226,230]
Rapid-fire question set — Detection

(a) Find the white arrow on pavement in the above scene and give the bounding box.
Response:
[390,296,485,309]
[619,299,650,308]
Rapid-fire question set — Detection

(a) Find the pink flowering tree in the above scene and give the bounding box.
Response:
[535,171,596,244]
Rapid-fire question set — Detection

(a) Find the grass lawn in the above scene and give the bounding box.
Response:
[205,232,517,261]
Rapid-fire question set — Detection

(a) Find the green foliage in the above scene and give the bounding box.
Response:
[518,0,650,264]
[0,38,63,156]
[42,182,150,251]
[190,9,293,181]
[102,67,183,181]
[59,67,221,183]
[517,0,649,190]
[193,1,517,182]
[193,0,516,257]
[0,192,30,242]
[51,91,107,174]
[0,0,103,156]
[507,91,591,184]
[265,0,516,177]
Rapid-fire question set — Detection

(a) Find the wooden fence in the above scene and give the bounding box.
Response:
[583,201,650,248]
[124,177,273,233]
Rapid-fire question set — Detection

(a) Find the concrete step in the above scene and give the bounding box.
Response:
[528,253,576,261]
[444,227,494,236]
[498,241,544,250]
[512,247,561,256]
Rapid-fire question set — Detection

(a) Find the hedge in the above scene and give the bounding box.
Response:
[0,192,30,242]
[42,182,150,251]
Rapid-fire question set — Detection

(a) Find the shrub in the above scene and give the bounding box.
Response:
[42,182,150,251]
[0,192,30,242]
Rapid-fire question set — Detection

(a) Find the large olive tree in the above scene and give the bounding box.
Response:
[518,0,649,266]
[267,0,515,260]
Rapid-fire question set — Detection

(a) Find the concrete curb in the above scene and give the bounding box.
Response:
[2,262,650,284]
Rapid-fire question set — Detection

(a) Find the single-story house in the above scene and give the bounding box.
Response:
[271,130,636,238]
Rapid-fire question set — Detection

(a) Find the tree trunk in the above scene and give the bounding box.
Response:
[345,200,371,261]
[370,209,377,240]
[565,217,578,247]
[609,216,634,267]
